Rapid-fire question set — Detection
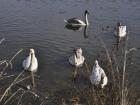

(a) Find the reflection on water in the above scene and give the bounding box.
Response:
[65,24,84,31]
[83,26,89,38]
[65,25,89,38]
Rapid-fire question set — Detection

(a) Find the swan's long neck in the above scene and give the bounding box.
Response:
[76,51,82,58]
[92,65,99,74]
[95,63,100,69]
[29,53,33,70]
[85,13,89,25]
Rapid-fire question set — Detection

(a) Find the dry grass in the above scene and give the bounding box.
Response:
[0,39,48,105]
[0,36,139,105]
[77,36,139,105]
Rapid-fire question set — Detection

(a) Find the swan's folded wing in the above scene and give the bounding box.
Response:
[100,68,108,87]
[67,18,82,24]
[22,56,31,70]
[69,55,76,65]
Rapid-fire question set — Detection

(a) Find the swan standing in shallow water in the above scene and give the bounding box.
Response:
[90,60,108,88]
[115,22,127,37]
[69,48,85,67]
[22,49,38,72]
[64,10,89,26]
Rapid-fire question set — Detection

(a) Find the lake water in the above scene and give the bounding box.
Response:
[0,0,140,99]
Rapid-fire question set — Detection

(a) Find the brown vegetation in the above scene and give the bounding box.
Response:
[0,37,139,105]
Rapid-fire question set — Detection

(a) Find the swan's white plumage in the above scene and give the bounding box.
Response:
[118,25,126,37]
[90,60,107,88]
[64,19,86,26]
[64,10,89,26]
[22,49,38,72]
[69,48,85,67]
[115,23,127,37]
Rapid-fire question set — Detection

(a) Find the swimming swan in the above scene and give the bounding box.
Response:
[69,48,85,67]
[115,22,127,37]
[64,10,89,26]
[90,60,108,88]
[22,49,38,72]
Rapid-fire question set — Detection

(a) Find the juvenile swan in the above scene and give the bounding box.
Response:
[90,60,107,88]
[22,49,38,72]
[115,22,127,37]
[69,48,85,67]
[64,10,89,26]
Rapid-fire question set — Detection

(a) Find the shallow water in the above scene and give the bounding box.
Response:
[0,0,140,98]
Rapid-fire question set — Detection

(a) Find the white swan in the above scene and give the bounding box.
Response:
[115,22,127,37]
[69,48,85,67]
[22,49,38,73]
[64,10,89,26]
[90,60,108,88]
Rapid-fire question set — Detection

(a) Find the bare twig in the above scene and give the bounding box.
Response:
[3,88,23,105]
[0,49,23,77]
[0,38,5,44]
[0,70,24,102]
[17,91,26,105]
[0,61,9,77]
[14,75,31,85]
[9,49,23,69]
[0,60,8,66]
[0,75,14,81]
[121,36,128,105]
[127,48,137,54]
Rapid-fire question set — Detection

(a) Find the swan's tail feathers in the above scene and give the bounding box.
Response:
[64,19,68,23]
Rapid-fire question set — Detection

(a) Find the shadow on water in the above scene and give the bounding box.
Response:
[65,25,89,38]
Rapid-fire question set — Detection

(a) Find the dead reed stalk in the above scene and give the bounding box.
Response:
[0,70,25,103]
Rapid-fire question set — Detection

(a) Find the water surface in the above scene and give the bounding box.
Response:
[0,0,140,96]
